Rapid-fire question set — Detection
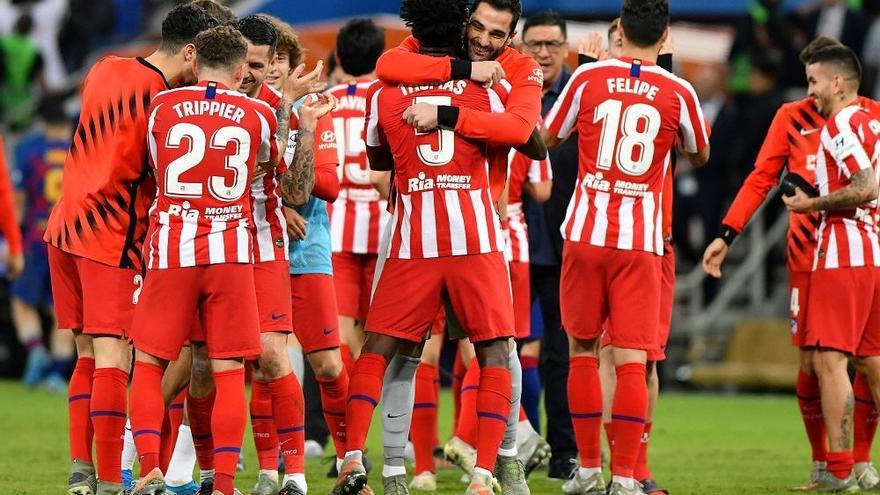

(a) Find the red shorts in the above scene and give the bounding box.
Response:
[254,260,293,333]
[562,242,660,351]
[653,248,675,361]
[332,251,378,320]
[789,270,811,347]
[431,306,447,335]
[48,245,138,337]
[509,261,531,339]
[805,267,880,356]
[291,274,340,354]
[131,264,261,361]
[366,252,514,344]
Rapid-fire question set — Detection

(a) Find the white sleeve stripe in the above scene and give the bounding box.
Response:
[487,87,506,113]
[676,92,698,153]
[365,87,384,147]
[552,82,587,140]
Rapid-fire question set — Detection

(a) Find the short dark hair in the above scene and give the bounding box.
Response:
[336,18,385,77]
[522,10,567,40]
[472,0,522,34]
[799,35,845,65]
[400,0,470,50]
[188,0,237,25]
[159,3,218,54]
[802,44,862,83]
[13,13,32,36]
[195,25,247,71]
[620,0,669,48]
[236,14,278,57]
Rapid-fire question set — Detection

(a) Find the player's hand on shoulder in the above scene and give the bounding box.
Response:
[470,60,505,87]
[701,238,729,279]
[403,103,439,133]
[578,32,604,61]
[283,61,325,103]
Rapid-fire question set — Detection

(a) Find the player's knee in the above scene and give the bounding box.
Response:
[257,349,289,379]
[311,354,343,380]
[189,351,214,396]
[475,339,510,368]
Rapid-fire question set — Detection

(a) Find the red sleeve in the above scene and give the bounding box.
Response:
[0,137,22,255]
[454,54,542,146]
[312,114,340,202]
[375,36,452,85]
[721,107,791,232]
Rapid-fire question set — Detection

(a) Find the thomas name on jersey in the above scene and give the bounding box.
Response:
[399,80,468,96]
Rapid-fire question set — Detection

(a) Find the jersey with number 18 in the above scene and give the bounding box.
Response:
[544,58,708,255]
[145,81,279,269]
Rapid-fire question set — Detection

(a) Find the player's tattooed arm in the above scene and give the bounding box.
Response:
[279,127,315,207]
[805,168,878,212]
[275,99,292,159]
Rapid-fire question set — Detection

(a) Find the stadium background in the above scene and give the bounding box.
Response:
[0,0,876,492]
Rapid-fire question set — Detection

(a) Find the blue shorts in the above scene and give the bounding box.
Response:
[12,244,53,307]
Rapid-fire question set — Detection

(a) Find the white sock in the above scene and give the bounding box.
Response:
[579,467,602,479]
[612,476,636,489]
[336,457,343,471]
[121,419,137,470]
[200,469,215,483]
[344,450,363,461]
[517,418,538,437]
[383,464,407,478]
[165,425,196,486]
[282,473,307,494]
[259,469,279,483]
[473,467,494,479]
[497,446,518,457]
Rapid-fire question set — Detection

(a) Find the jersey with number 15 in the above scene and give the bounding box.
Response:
[545,58,708,255]
[145,81,279,269]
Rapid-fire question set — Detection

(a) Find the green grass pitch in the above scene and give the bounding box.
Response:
[0,381,852,494]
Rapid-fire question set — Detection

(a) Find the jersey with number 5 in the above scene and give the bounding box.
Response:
[145,81,279,269]
[326,79,390,255]
[365,78,509,259]
[545,58,708,255]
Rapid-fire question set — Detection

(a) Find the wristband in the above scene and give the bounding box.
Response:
[720,225,739,246]
[658,53,673,72]
[578,54,598,66]
[437,105,460,129]
[450,60,472,80]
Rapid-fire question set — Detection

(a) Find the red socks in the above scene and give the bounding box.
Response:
[854,372,878,463]
[212,368,247,495]
[270,373,305,475]
[345,353,388,452]
[187,388,216,470]
[340,344,356,379]
[129,362,164,476]
[611,363,648,479]
[474,366,511,472]
[318,368,350,458]
[68,357,95,464]
[250,379,278,471]
[797,370,827,462]
[569,357,603,469]
[827,451,855,480]
[91,366,129,483]
[412,363,440,474]
[455,358,480,447]
[634,421,653,480]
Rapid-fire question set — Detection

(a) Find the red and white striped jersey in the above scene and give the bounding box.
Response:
[544,58,708,255]
[145,81,278,269]
[813,104,880,270]
[365,78,509,259]
[505,148,552,263]
[326,79,390,254]
[251,83,289,262]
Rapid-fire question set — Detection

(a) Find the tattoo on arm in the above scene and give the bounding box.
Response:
[813,169,878,211]
[275,100,292,153]
[279,128,315,206]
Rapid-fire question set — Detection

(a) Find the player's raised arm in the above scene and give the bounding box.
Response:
[278,94,337,206]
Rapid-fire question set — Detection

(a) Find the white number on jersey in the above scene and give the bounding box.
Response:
[414,95,455,167]
[333,116,371,184]
[165,123,252,202]
[790,288,800,317]
[594,99,661,176]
